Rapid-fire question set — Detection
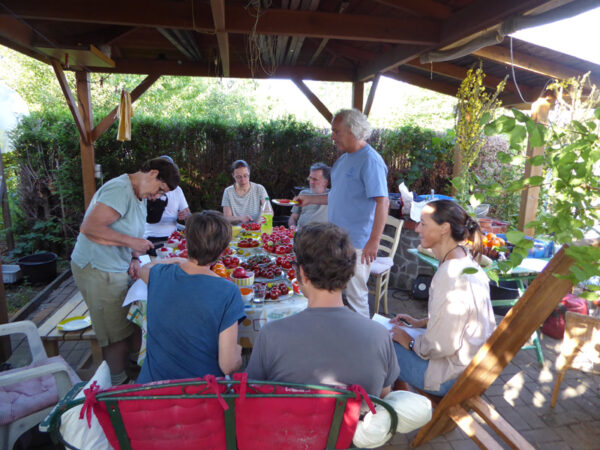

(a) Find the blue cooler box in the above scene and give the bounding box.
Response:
[413,194,455,202]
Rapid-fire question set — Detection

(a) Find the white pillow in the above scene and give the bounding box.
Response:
[353,390,433,448]
[59,361,112,450]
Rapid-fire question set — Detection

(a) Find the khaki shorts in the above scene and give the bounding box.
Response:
[71,261,135,347]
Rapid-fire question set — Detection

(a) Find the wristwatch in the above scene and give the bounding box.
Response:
[408,339,415,352]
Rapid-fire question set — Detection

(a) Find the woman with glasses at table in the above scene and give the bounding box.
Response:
[70,157,180,385]
[221,159,269,224]
[390,200,495,396]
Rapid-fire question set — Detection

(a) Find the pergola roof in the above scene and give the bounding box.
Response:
[1,0,599,109]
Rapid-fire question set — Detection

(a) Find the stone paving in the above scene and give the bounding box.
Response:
[7,275,600,449]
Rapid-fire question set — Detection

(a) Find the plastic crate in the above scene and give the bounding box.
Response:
[478,217,509,234]
[2,265,22,284]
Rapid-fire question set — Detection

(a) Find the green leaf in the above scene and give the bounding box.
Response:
[526,175,544,186]
[506,230,525,243]
[479,112,491,125]
[506,179,525,192]
[497,116,516,133]
[462,267,479,275]
[526,119,544,147]
[487,270,500,284]
[497,151,513,164]
[594,107,600,120]
[509,125,526,147]
[512,108,528,123]
[529,155,545,166]
[484,123,496,136]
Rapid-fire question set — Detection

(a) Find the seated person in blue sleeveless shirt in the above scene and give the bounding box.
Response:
[137,211,246,382]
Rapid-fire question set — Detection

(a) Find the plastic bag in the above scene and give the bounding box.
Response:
[399,182,412,215]
[353,390,432,448]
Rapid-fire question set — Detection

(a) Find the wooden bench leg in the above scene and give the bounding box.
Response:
[90,339,103,367]
[43,341,59,357]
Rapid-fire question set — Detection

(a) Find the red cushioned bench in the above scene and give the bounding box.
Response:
[41,373,398,450]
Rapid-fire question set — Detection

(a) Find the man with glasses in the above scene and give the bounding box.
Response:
[288,162,330,229]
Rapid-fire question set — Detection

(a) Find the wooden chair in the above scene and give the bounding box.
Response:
[550,311,600,408]
[411,238,599,449]
[369,216,404,315]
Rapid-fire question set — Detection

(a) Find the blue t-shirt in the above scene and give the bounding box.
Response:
[328,144,388,249]
[138,264,246,383]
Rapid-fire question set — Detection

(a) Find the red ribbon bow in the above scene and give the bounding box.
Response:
[204,375,228,410]
[349,385,376,415]
[79,381,101,427]
[233,372,248,400]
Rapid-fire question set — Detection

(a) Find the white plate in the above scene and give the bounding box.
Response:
[57,316,92,332]
[272,199,299,207]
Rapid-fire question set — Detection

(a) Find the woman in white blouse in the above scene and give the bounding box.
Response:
[221,160,268,224]
[390,200,495,395]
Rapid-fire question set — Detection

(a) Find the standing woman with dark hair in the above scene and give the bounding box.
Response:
[71,157,180,385]
[137,211,245,383]
[390,200,495,395]
[221,159,269,224]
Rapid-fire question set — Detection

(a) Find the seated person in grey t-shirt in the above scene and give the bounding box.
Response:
[246,222,399,398]
[288,162,330,229]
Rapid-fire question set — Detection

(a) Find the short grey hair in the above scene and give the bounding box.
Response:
[309,162,331,183]
[333,109,372,141]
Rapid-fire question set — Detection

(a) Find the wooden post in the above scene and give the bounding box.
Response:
[517,96,551,236]
[352,81,363,112]
[292,78,333,124]
[76,71,96,209]
[363,74,380,117]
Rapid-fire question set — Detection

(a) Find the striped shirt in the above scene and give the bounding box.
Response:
[221,182,268,222]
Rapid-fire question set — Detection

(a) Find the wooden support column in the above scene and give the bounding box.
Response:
[363,73,380,117]
[292,78,333,123]
[517,96,551,236]
[76,71,96,209]
[352,81,364,112]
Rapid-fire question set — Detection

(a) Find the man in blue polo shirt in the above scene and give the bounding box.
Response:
[295,109,389,317]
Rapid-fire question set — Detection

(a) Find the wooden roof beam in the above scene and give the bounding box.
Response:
[405,58,540,100]
[364,73,381,117]
[355,0,549,82]
[292,78,333,123]
[473,45,600,86]
[91,74,160,142]
[372,0,451,20]
[3,1,440,44]
[211,0,229,77]
[386,67,459,96]
[51,61,88,144]
[83,59,354,81]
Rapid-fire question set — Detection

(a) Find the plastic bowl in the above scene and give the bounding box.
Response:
[239,287,254,304]
[231,271,255,287]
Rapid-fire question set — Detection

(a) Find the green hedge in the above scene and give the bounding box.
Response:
[6,112,454,256]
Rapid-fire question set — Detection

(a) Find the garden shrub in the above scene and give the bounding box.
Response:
[6,112,454,256]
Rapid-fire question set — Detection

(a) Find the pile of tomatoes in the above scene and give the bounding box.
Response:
[237,238,260,248]
[242,223,261,231]
[254,262,282,279]
[210,262,229,279]
[256,282,290,300]
[482,233,507,260]
[221,256,241,269]
[275,254,295,270]
[262,228,294,254]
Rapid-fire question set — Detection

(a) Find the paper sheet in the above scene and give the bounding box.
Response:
[372,313,426,339]
[123,279,148,306]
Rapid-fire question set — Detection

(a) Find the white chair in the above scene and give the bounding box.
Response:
[369,216,404,315]
[0,320,80,450]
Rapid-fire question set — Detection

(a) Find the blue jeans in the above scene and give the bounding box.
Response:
[393,342,456,396]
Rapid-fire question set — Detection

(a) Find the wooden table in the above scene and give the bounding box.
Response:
[37,291,102,374]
